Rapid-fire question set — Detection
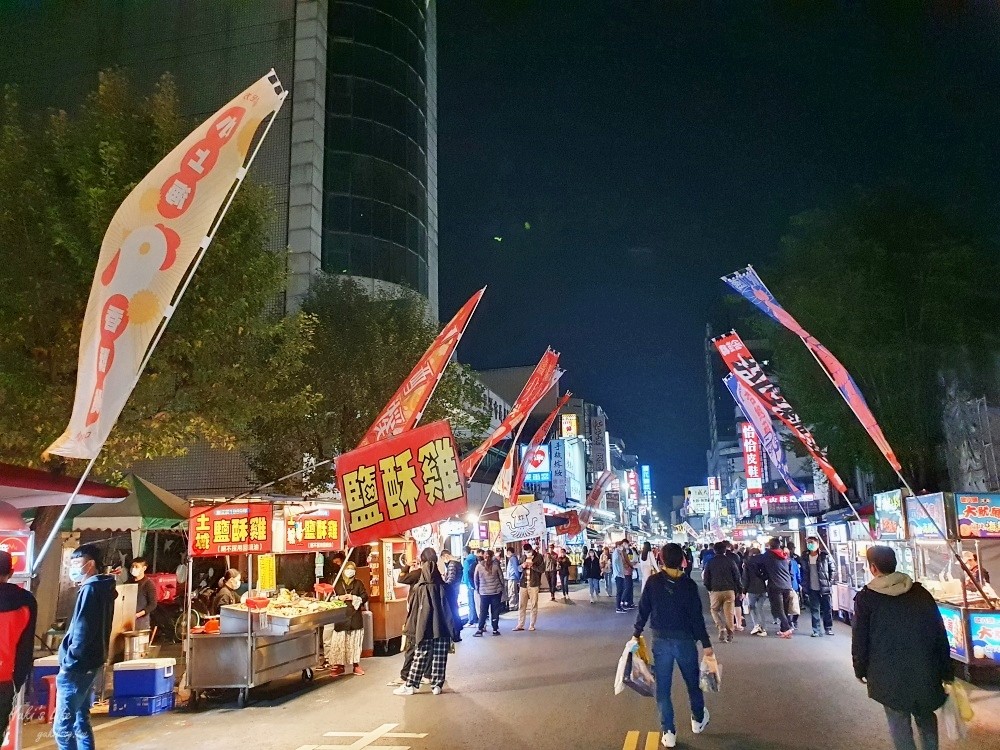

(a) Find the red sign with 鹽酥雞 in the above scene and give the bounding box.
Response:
[189,504,273,556]
[284,507,341,552]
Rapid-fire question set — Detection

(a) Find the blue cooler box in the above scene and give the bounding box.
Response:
[109,692,175,717]
[30,655,60,706]
[113,658,176,698]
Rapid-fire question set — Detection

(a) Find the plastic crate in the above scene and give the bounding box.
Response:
[109,692,175,717]
[112,658,176,698]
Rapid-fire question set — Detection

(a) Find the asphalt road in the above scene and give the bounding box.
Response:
[25,578,1000,750]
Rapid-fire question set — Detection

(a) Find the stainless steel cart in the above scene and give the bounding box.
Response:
[187,605,348,707]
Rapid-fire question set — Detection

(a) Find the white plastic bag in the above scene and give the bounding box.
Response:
[614,639,656,697]
[938,691,968,741]
[699,652,722,693]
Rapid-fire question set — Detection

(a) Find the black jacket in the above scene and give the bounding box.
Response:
[852,575,953,715]
[333,578,369,632]
[0,583,36,688]
[403,562,455,644]
[753,549,793,592]
[583,556,602,580]
[801,551,835,593]
[703,554,742,593]
[633,571,711,648]
[60,575,116,673]
[742,552,767,595]
[520,552,544,588]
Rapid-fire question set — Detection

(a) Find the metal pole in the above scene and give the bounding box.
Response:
[33,453,100,573]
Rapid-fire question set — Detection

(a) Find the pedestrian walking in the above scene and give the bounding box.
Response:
[584,549,602,603]
[0,550,36,734]
[802,536,836,636]
[514,543,544,631]
[440,551,464,642]
[56,544,116,750]
[638,541,657,592]
[703,541,741,643]
[723,543,745,630]
[473,549,504,636]
[504,545,522,611]
[394,548,455,696]
[613,540,629,613]
[324,562,369,676]
[623,542,637,608]
[633,543,713,748]
[462,546,479,628]
[743,548,769,637]
[545,544,559,601]
[752,538,795,638]
[558,549,571,601]
[852,546,953,750]
[600,547,613,596]
[390,557,432,687]
[787,542,802,630]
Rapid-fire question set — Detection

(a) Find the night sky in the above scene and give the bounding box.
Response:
[435,1,1000,509]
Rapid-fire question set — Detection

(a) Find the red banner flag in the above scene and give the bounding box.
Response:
[338,420,468,547]
[357,288,485,448]
[460,348,561,478]
[713,331,849,495]
[723,266,901,473]
[554,510,583,537]
[579,470,616,526]
[510,392,572,505]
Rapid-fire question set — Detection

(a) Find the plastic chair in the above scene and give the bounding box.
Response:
[41,674,57,723]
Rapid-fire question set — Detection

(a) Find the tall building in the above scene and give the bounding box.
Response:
[0,0,439,318]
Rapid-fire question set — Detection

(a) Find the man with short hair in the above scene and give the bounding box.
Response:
[612,540,629,613]
[462,546,478,627]
[504,545,521,611]
[440,551,464,642]
[853,546,953,750]
[802,536,836,637]
[703,542,741,643]
[634,543,713,748]
[514,543,543,632]
[56,543,116,750]
[545,544,559,601]
[129,556,158,632]
[752,537,795,638]
[0,550,36,735]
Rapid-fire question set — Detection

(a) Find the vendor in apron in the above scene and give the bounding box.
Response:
[130,557,159,631]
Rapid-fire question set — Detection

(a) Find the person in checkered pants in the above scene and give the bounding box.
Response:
[394,548,456,696]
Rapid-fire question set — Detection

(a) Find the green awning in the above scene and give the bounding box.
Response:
[71,476,188,532]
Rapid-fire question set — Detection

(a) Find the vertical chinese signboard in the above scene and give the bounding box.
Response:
[955,493,1000,538]
[561,414,578,437]
[189,504,273,556]
[739,423,763,495]
[337,420,468,547]
[550,439,567,505]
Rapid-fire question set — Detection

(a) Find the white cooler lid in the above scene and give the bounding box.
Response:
[113,657,176,671]
[33,655,60,667]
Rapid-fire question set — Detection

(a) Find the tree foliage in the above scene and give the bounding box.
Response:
[749,190,1000,490]
[247,274,491,492]
[0,71,315,480]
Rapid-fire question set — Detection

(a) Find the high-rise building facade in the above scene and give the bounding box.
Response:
[0,0,438,318]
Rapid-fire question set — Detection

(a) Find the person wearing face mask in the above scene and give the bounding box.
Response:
[394,548,454,696]
[129,557,158,632]
[513,543,543,631]
[802,536,836,637]
[56,543,116,750]
[325,562,369,676]
[212,569,242,615]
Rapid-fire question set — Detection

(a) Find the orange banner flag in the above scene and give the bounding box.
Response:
[510,392,572,505]
[356,287,485,448]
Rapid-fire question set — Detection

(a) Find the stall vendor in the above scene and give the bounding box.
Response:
[130,557,158,631]
[323,562,369,676]
[962,551,991,592]
[211,569,242,615]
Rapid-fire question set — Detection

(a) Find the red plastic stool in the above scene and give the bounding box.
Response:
[41,674,57,723]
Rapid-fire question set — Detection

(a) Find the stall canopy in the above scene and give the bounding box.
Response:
[0,462,128,510]
[72,476,188,532]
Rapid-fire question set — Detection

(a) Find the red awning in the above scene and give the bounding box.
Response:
[0,463,128,510]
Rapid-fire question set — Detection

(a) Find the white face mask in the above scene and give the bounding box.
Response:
[227,578,241,590]
[343,569,356,579]
[131,567,143,577]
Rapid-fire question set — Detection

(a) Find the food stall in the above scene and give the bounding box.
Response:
[366,536,416,656]
[909,491,1000,675]
[826,506,875,622]
[184,501,349,707]
[872,489,915,573]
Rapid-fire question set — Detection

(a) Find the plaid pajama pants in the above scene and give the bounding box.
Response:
[407,637,450,689]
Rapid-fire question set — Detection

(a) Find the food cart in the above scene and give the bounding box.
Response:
[908,491,1000,677]
[184,501,349,707]
[826,507,875,622]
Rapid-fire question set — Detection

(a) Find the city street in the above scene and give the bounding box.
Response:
[24,579,1000,750]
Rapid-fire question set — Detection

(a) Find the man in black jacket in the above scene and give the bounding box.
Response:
[802,536,836,637]
[0,550,36,736]
[703,542,741,643]
[852,546,953,750]
[752,538,795,638]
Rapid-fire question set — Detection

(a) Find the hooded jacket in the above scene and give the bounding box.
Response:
[852,572,953,715]
[742,552,767,595]
[753,548,793,592]
[403,562,455,643]
[60,574,117,673]
[583,555,602,580]
[0,583,36,687]
[633,570,712,648]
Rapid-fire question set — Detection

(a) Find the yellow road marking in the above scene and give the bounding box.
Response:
[622,730,641,750]
[644,731,660,750]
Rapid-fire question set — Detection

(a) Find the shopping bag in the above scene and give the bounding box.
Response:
[951,680,974,723]
[787,590,801,616]
[741,597,750,615]
[938,692,968,741]
[699,652,722,693]
[614,639,656,697]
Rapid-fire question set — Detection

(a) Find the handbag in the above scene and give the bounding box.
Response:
[787,590,801,616]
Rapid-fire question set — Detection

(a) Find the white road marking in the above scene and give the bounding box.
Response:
[300,723,427,750]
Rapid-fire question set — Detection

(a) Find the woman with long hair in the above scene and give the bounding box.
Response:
[394,548,455,696]
[638,541,658,592]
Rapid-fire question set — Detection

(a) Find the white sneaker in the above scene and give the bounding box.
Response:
[692,708,710,734]
[660,730,677,747]
[393,685,415,696]
[749,625,762,635]
[431,686,442,695]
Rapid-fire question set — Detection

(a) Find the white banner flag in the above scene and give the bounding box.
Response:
[499,501,545,542]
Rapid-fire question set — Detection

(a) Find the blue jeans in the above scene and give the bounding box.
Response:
[805,589,834,633]
[589,578,600,597]
[884,705,938,750]
[651,638,705,734]
[55,669,99,750]
[604,571,613,594]
[466,585,478,625]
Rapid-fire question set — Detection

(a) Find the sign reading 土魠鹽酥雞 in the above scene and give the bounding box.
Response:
[337,420,468,547]
[189,503,273,556]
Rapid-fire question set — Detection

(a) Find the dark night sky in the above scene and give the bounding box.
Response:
[434,1,1000,509]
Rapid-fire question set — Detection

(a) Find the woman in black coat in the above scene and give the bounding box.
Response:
[323,562,369,675]
[394,548,454,696]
